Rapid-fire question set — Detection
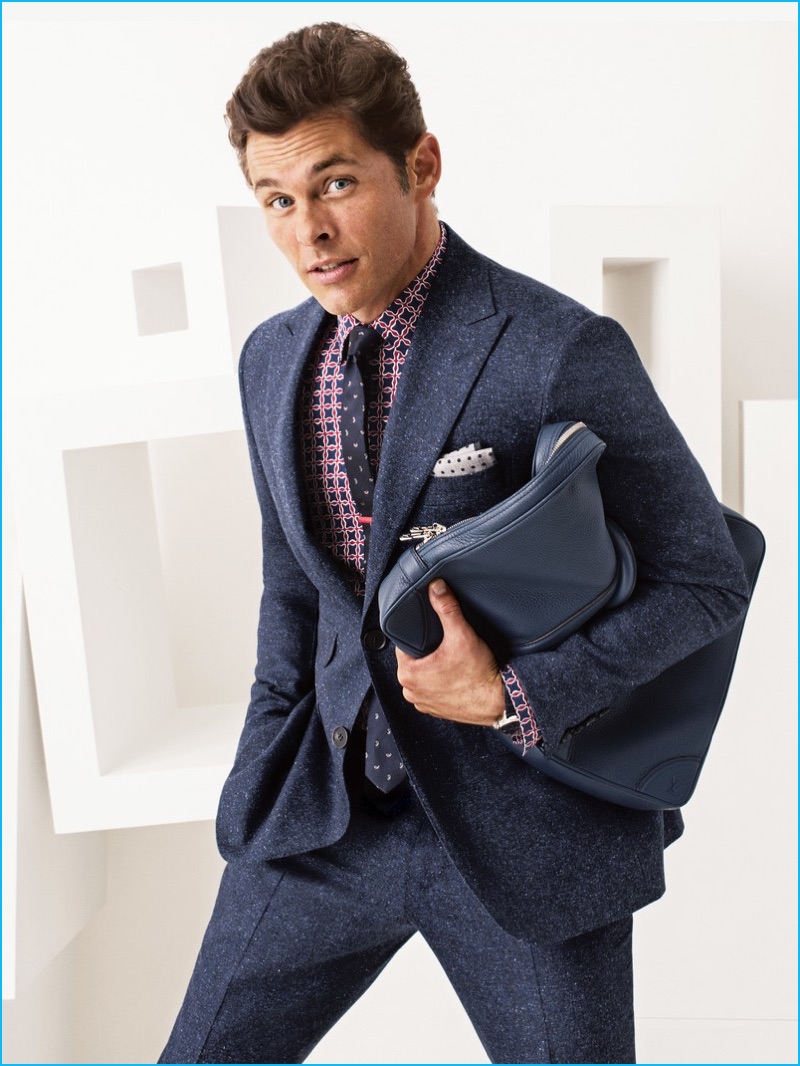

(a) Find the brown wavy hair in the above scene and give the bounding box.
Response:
[226,22,427,191]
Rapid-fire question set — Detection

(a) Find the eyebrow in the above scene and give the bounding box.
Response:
[253,155,359,192]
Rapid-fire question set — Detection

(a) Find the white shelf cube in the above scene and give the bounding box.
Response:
[9,376,261,832]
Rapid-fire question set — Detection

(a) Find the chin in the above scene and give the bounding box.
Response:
[314,292,360,318]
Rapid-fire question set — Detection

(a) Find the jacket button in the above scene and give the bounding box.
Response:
[363,629,387,651]
[331,726,349,749]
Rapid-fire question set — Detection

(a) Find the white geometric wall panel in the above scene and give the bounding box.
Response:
[217,205,309,370]
[131,262,189,337]
[8,377,260,832]
[3,481,107,1001]
[550,206,722,494]
[633,399,797,1025]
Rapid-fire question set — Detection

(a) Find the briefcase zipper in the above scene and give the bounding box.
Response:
[400,424,587,551]
[399,523,448,545]
[399,513,478,550]
[547,421,586,463]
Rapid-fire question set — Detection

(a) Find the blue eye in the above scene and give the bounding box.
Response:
[329,178,352,193]
[270,196,293,211]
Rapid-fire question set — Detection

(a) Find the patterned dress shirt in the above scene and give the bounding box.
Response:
[300,224,539,751]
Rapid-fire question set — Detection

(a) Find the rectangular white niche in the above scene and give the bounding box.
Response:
[551,206,722,494]
[217,205,309,368]
[602,258,669,386]
[63,430,261,775]
[10,377,262,832]
[132,262,189,336]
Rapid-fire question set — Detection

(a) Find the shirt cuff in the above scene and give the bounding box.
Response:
[499,664,541,752]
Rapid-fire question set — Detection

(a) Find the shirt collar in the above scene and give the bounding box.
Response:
[336,222,447,356]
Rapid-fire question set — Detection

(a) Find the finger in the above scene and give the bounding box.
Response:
[428,579,465,624]
[412,701,439,718]
[401,686,436,716]
[395,647,410,677]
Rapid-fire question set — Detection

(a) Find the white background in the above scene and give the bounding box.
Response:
[3,2,797,1063]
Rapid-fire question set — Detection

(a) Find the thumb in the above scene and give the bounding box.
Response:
[428,579,465,627]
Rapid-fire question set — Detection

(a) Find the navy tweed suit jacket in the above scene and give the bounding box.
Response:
[216,226,749,943]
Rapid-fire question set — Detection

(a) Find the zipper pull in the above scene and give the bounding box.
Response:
[399,523,448,545]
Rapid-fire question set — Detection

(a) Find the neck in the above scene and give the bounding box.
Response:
[361,208,440,323]
[414,205,442,274]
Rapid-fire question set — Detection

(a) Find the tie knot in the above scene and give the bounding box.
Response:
[345,325,382,365]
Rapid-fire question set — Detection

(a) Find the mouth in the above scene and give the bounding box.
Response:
[308,258,357,283]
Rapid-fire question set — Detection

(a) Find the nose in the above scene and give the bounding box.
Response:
[295,202,332,246]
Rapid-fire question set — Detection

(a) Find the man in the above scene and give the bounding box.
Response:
[160,22,748,1064]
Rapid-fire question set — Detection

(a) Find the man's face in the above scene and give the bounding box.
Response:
[246,113,439,323]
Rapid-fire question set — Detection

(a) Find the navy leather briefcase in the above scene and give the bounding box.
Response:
[379,421,765,810]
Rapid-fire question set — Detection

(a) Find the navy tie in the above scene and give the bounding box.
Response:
[341,325,407,794]
[363,689,406,793]
[340,324,380,532]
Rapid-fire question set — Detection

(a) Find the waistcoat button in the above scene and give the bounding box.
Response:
[331,726,349,749]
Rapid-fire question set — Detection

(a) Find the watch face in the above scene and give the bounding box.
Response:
[496,716,521,736]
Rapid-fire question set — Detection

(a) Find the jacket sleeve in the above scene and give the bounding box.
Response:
[505,314,750,753]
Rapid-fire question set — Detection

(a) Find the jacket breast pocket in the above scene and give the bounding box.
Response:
[412,462,509,529]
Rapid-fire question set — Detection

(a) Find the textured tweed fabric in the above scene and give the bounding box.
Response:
[160,785,635,1064]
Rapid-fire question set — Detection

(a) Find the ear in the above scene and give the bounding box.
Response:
[408,132,442,200]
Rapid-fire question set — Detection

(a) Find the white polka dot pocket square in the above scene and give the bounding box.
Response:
[433,443,497,477]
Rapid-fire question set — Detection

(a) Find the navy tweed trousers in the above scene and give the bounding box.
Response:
[159,752,635,1066]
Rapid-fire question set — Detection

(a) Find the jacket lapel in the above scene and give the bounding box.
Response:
[363,236,508,610]
[267,302,361,613]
